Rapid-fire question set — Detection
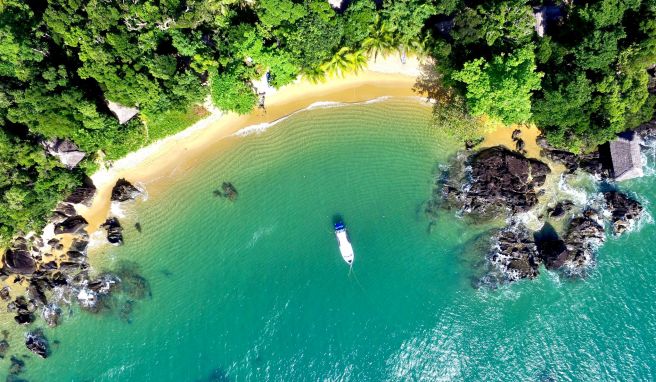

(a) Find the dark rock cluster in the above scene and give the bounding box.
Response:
[489,224,540,280]
[443,146,551,216]
[433,141,645,285]
[0,178,151,361]
[537,136,610,178]
[213,182,238,201]
[604,191,644,235]
[101,218,124,245]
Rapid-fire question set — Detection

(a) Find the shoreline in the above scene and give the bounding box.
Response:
[80,56,428,241]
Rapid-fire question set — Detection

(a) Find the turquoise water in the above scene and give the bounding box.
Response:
[12,99,656,381]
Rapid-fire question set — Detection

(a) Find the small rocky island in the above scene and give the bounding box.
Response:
[430,127,650,285]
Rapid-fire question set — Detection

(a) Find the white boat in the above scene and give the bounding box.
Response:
[334,221,354,265]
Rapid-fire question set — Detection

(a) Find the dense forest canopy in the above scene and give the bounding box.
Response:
[0,0,654,244]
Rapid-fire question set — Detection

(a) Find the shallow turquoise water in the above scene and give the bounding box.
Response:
[13,99,656,381]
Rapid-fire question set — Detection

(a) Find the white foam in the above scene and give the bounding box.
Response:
[232,120,285,137]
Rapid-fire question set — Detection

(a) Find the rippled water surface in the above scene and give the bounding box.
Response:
[11,99,656,381]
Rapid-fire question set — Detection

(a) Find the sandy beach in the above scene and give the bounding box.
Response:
[79,55,429,236]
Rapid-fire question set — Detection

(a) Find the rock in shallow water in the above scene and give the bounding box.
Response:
[489,224,541,281]
[444,146,551,216]
[561,212,606,272]
[25,330,49,358]
[111,178,141,202]
[604,191,643,235]
[101,218,124,245]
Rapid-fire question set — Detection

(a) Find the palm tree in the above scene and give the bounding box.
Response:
[398,35,426,64]
[302,66,328,84]
[322,48,368,77]
[362,15,396,63]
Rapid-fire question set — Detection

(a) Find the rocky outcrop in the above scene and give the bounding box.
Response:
[635,118,656,140]
[604,192,643,235]
[561,211,605,272]
[25,330,49,358]
[111,178,141,202]
[537,136,609,178]
[42,138,86,169]
[489,224,541,281]
[54,215,88,235]
[444,146,551,215]
[101,218,123,245]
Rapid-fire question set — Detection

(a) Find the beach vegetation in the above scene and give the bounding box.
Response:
[0,0,655,242]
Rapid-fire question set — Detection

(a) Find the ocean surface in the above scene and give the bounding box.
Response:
[10,99,656,381]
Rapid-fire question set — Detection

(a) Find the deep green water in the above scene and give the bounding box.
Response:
[10,99,656,381]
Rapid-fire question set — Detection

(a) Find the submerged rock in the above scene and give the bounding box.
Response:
[101,218,124,245]
[9,355,24,375]
[604,191,643,235]
[489,224,541,281]
[0,339,8,359]
[214,182,238,201]
[25,330,49,358]
[444,146,551,216]
[111,178,141,202]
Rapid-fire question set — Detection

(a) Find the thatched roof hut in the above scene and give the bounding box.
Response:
[609,132,644,181]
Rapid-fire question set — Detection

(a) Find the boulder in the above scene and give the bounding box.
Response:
[534,223,569,269]
[0,286,10,301]
[3,243,36,275]
[107,100,139,124]
[25,330,49,358]
[65,183,96,206]
[111,178,141,202]
[444,146,551,216]
[101,218,123,245]
[542,149,579,173]
[42,138,85,169]
[489,224,541,281]
[604,191,643,235]
[54,215,88,235]
[547,200,575,218]
[55,203,77,217]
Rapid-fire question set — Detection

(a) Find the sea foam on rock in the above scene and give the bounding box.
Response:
[442,146,551,217]
[433,140,646,285]
[603,191,644,235]
[111,178,142,202]
[489,224,541,281]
